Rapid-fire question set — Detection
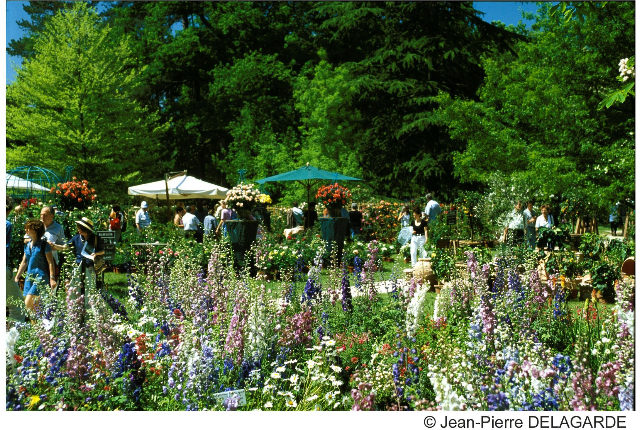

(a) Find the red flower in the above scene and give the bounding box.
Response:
[351,357,359,363]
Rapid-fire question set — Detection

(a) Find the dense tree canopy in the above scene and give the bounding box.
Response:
[434,2,634,209]
[5,1,634,210]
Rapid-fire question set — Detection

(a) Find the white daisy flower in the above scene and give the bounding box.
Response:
[285,398,297,408]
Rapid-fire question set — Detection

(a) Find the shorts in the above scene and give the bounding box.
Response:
[23,274,48,296]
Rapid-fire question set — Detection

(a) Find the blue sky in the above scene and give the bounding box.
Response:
[4,1,540,85]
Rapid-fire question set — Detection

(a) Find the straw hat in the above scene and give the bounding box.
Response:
[75,217,94,233]
[141,201,149,209]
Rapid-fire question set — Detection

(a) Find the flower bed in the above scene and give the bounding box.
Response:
[6,237,634,410]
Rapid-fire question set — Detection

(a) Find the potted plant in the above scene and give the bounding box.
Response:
[316,183,351,217]
[316,183,351,262]
[590,260,620,303]
[431,249,454,287]
[400,243,411,263]
[223,182,265,267]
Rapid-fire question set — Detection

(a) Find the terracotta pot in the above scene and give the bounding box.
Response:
[434,284,443,294]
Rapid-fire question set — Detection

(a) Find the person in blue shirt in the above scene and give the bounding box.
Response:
[14,219,56,314]
[423,193,442,222]
[203,208,218,236]
[609,202,621,236]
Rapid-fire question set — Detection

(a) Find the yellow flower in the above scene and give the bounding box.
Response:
[29,395,41,409]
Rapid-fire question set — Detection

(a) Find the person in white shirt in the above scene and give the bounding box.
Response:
[503,201,524,246]
[181,205,200,239]
[535,204,555,250]
[535,204,555,231]
[135,201,151,231]
[40,206,66,269]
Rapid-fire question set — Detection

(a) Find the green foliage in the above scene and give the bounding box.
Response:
[6,3,171,202]
[436,2,635,211]
[589,261,620,302]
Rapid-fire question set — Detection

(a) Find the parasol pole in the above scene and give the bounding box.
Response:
[164,170,188,207]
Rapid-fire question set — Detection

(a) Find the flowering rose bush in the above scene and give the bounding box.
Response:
[316,183,351,208]
[50,177,96,210]
[361,200,402,243]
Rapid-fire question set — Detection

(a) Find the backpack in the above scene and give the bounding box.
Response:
[110,216,121,230]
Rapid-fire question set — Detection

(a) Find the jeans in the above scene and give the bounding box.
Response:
[526,227,536,248]
[410,235,426,267]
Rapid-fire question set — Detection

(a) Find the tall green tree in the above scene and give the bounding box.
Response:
[435,2,634,209]
[6,3,171,201]
[302,1,521,200]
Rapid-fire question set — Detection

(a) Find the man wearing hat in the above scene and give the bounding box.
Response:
[135,201,151,232]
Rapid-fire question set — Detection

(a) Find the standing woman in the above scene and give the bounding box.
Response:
[397,205,412,246]
[215,200,233,237]
[109,204,124,243]
[535,204,555,232]
[14,219,56,314]
[62,217,105,306]
[409,208,428,267]
[174,206,186,228]
[535,205,555,250]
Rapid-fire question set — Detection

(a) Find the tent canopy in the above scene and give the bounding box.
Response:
[128,174,228,200]
[6,173,51,191]
[256,164,361,203]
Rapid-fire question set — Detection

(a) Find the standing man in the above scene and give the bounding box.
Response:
[609,202,620,236]
[182,205,201,240]
[523,201,537,248]
[423,193,442,242]
[503,201,524,247]
[40,205,66,280]
[291,202,304,227]
[135,201,151,232]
